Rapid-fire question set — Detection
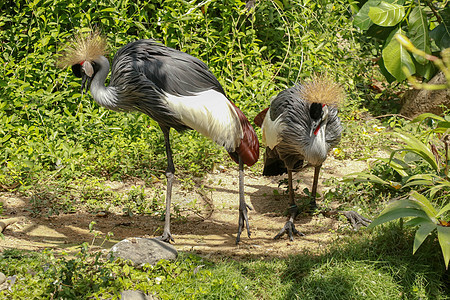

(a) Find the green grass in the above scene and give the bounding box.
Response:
[0,223,448,299]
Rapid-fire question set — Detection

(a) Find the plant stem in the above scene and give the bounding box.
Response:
[425,0,442,23]
[445,135,449,178]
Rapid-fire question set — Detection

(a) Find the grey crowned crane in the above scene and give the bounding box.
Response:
[59,31,259,244]
[254,77,370,240]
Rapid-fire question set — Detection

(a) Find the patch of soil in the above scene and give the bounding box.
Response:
[0,157,368,259]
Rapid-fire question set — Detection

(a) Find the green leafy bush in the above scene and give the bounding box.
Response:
[0,0,372,192]
[353,0,449,82]
[368,191,450,269]
[346,112,450,268]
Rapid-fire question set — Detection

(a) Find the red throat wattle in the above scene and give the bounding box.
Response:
[313,125,321,136]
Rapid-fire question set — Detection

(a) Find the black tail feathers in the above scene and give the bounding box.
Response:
[262,147,304,176]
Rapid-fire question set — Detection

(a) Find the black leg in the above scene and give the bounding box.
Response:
[160,127,175,243]
[274,169,305,241]
[236,156,251,244]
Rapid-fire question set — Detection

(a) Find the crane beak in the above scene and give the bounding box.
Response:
[80,74,92,95]
[80,61,94,96]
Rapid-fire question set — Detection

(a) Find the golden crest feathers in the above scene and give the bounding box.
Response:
[298,75,345,106]
[57,30,107,68]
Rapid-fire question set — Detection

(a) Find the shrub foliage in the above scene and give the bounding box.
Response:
[0,0,370,188]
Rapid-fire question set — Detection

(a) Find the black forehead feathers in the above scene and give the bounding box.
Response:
[309,102,323,120]
[71,64,82,78]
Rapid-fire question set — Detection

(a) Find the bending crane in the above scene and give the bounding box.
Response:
[59,32,259,244]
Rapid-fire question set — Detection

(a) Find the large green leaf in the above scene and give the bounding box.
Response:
[411,113,446,123]
[343,172,390,185]
[403,174,443,191]
[392,130,438,171]
[405,174,439,183]
[382,30,415,81]
[430,7,450,50]
[410,191,438,220]
[377,56,397,83]
[376,157,409,177]
[391,148,438,173]
[430,181,450,198]
[353,0,381,30]
[402,179,434,189]
[382,198,425,212]
[437,122,450,129]
[437,226,450,269]
[413,222,437,254]
[404,217,430,227]
[369,207,431,229]
[408,6,430,65]
[369,1,405,27]
[433,122,450,134]
[437,202,450,218]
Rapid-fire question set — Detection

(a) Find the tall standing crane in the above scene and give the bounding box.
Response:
[255,77,370,240]
[59,31,259,244]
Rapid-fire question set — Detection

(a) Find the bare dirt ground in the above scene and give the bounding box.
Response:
[0,157,368,260]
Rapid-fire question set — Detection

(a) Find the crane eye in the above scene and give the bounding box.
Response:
[72,64,82,78]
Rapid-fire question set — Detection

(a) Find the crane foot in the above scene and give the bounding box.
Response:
[236,203,252,244]
[341,210,372,231]
[309,200,318,212]
[273,221,305,241]
[159,231,175,243]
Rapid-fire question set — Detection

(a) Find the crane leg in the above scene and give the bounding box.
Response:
[274,169,305,241]
[310,165,322,210]
[236,156,251,244]
[160,127,175,243]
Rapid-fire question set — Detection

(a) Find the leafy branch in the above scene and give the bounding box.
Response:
[395,33,450,90]
[353,0,449,83]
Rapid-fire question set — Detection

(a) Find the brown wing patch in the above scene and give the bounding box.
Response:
[254,107,269,128]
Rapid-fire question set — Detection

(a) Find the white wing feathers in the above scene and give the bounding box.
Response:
[165,90,242,152]
[261,108,285,150]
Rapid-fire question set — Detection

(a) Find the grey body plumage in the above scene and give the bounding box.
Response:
[95,39,225,132]
[265,84,342,171]
[256,78,343,240]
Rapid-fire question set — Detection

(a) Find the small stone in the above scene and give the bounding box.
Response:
[0,272,6,285]
[110,237,178,267]
[121,290,157,300]
[96,211,108,217]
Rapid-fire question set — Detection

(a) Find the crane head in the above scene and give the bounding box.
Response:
[57,30,107,94]
[309,103,329,137]
[297,75,343,138]
[71,61,97,94]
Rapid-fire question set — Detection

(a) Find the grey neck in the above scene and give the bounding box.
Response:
[89,55,119,110]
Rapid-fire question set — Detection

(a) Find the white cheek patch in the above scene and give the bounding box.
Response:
[82,61,94,77]
[261,108,285,149]
[165,90,242,152]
